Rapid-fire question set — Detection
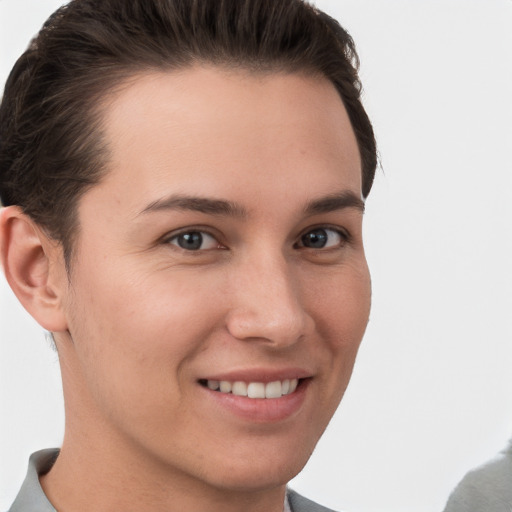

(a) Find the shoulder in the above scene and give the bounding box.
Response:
[443,441,512,512]
[287,489,341,512]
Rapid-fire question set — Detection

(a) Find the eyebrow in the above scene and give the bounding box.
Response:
[304,191,365,216]
[138,194,248,218]
[138,190,364,219]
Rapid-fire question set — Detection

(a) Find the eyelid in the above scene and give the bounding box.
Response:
[161,226,225,249]
[159,224,351,250]
[295,225,351,249]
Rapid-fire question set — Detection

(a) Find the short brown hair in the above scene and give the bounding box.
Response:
[0,0,377,265]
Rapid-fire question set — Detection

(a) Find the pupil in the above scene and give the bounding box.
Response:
[178,232,203,250]
[302,229,327,248]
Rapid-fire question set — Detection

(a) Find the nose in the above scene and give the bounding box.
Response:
[225,252,313,348]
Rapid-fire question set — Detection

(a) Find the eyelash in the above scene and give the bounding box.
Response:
[163,227,225,252]
[295,226,350,250]
[162,226,350,252]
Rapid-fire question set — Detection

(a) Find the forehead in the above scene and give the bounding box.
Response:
[91,66,362,214]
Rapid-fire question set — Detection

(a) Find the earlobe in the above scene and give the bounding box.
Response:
[0,206,69,332]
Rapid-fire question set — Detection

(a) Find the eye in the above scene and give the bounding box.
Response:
[298,228,347,249]
[167,231,221,251]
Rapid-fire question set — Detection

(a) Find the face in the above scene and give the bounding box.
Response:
[56,67,371,494]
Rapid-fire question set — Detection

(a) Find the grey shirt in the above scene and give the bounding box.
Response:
[7,449,338,512]
[8,450,58,512]
[443,440,512,512]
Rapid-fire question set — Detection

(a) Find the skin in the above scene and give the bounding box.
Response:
[1,66,371,512]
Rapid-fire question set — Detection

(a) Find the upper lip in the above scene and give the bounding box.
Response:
[200,367,313,383]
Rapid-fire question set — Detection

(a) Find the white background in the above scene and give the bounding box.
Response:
[1,1,511,511]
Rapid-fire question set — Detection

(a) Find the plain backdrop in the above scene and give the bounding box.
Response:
[1,1,511,511]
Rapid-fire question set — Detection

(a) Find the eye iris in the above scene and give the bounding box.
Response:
[177,232,203,250]
[302,229,328,248]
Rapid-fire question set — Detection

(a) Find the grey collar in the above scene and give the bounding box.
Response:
[8,449,58,512]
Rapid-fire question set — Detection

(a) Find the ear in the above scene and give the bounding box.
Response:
[0,206,68,332]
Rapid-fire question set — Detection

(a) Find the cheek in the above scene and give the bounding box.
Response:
[65,266,222,407]
[308,262,371,396]
[310,260,371,344]
[73,261,217,342]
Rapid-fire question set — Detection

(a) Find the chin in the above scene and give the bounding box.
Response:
[198,444,314,493]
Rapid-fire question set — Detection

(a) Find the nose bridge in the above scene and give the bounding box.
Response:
[226,247,310,346]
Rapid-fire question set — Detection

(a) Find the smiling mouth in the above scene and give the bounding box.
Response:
[198,378,301,399]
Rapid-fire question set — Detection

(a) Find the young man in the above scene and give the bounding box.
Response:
[0,1,377,511]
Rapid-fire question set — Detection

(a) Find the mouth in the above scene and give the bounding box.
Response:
[198,378,302,399]
[198,373,311,422]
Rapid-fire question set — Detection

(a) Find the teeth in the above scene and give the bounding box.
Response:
[265,381,282,399]
[232,381,248,397]
[247,382,265,398]
[204,378,300,398]
[207,380,220,390]
[219,381,232,393]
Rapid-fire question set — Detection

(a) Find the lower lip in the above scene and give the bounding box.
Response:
[200,379,310,423]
